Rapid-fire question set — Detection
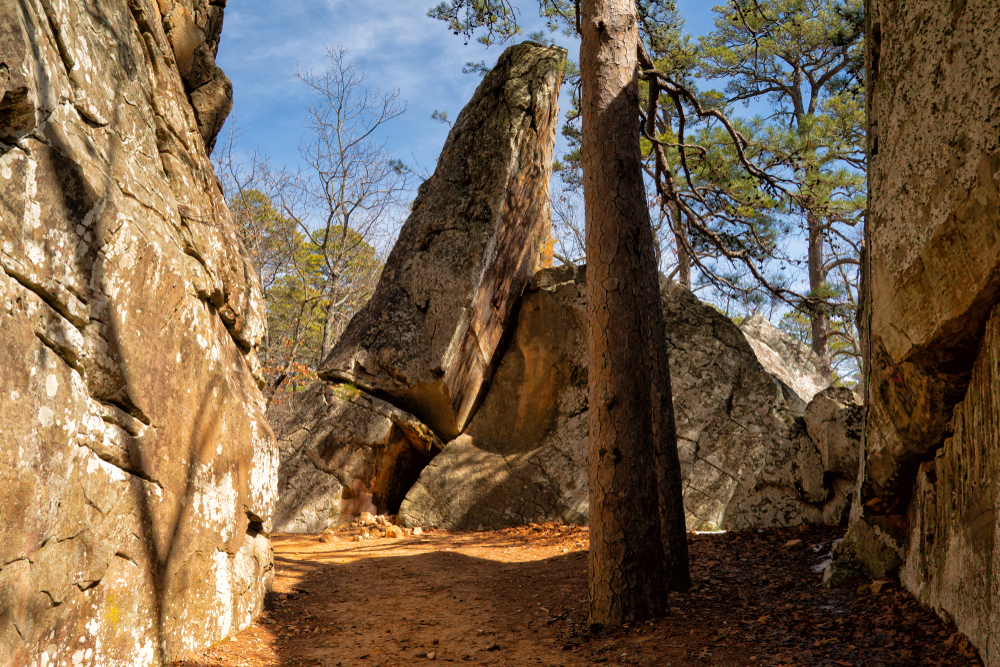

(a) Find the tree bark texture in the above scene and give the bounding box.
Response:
[580,0,687,624]
[807,207,832,378]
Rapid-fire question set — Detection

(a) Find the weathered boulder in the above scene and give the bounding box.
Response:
[399,266,589,530]
[398,266,855,531]
[274,382,442,533]
[804,387,862,480]
[160,0,234,152]
[740,313,829,405]
[828,1,1000,663]
[319,42,566,440]
[0,0,275,664]
[664,283,849,530]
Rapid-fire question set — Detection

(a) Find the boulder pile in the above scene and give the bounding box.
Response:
[274,42,862,541]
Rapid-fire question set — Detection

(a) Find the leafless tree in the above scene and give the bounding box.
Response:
[278,46,412,361]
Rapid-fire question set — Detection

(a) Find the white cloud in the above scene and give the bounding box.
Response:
[216,0,580,176]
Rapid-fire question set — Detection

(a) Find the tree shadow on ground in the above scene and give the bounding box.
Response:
[179,525,983,667]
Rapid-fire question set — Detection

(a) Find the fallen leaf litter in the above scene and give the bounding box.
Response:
[174,524,982,667]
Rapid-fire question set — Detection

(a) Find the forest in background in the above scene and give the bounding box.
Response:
[213,0,866,422]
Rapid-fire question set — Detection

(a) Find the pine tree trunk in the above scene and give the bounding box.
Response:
[671,201,691,290]
[807,209,832,377]
[580,0,686,625]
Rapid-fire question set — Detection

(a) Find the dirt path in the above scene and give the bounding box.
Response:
[176,525,981,667]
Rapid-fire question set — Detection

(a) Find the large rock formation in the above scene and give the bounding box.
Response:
[0,1,275,664]
[828,1,1000,663]
[398,266,857,531]
[273,42,566,532]
[398,266,589,530]
[319,42,566,440]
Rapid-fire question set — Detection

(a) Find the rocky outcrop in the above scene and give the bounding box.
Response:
[161,0,234,152]
[399,266,589,530]
[805,387,863,480]
[740,313,828,405]
[319,42,566,441]
[398,266,858,531]
[827,1,1000,664]
[902,306,1000,658]
[0,0,275,665]
[274,382,442,533]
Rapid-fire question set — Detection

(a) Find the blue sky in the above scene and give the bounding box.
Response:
[215,1,720,178]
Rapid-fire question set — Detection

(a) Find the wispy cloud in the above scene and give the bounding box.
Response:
[217,1,713,184]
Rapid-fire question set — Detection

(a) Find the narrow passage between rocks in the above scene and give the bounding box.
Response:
[176,525,982,667]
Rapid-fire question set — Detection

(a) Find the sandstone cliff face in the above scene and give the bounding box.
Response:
[831,1,1000,663]
[398,266,856,531]
[0,1,275,664]
[319,43,566,441]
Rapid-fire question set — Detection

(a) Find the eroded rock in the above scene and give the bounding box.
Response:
[829,2,1000,663]
[804,387,862,480]
[274,382,442,534]
[399,266,589,530]
[0,0,274,663]
[319,42,566,440]
[740,313,829,405]
[398,267,855,531]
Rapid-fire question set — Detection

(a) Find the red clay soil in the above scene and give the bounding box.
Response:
[174,524,982,667]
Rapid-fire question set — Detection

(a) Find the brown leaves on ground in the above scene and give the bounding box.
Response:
[174,524,981,667]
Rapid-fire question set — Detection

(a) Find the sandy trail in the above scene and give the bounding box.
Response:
[176,524,981,667]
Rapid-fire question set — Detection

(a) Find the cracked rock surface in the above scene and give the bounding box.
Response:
[399,266,589,530]
[739,313,829,405]
[0,0,276,664]
[318,42,567,441]
[399,266,858,531]
[273,382,442,533]
[828,2,1000,664]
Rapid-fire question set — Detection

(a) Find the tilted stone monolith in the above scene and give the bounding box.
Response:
[318,42,566,440]
[0,0,276,664]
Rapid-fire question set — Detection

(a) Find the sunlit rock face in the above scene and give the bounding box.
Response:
[318,42,566,441]
[832,1,1000,664]
[740,313,829,406]
[0,0,276,664]
[398,266,590,530]
[398,267,858,532]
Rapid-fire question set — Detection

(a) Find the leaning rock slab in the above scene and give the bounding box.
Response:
[399,266,589,530]
[740,313,829,405]
[274,382,443,533]
[399,266,853,531]
[319,42,566,440]
[0,0,276,664]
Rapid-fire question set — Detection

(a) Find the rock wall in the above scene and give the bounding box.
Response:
[0,1,276,665]
[831,1,1000,663]
[319,42,566,441]
[398,266,856,531]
